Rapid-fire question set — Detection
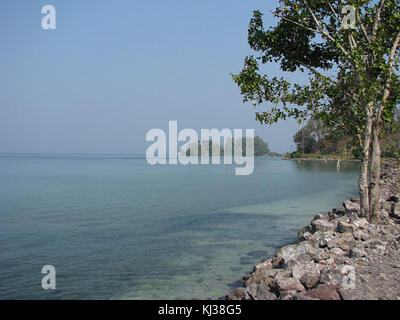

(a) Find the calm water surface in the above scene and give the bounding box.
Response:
[0,154,359,299]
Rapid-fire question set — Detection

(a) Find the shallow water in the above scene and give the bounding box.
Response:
[0,154,359,299]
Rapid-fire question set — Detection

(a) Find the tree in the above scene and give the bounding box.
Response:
[232,0,400,222]
[254,136,271,156]
[293,118,358,156]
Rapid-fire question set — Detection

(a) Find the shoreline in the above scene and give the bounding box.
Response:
[226,160,400,300]
[282,157,360,162]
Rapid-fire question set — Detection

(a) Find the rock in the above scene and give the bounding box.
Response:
[313,250,331,263]
[350,248,367,258]
[339,289,361,300]
[276,242,316,266]
[311,220,335,233]
[244,282,277,300]
[306,284,341,300]
[316,231,336,248]
[298,226,312,241]
[352,218,369,230]
[330,248,345,256]
[329,208,346,220]
[343,200,360,214]
[337,221,355,234]
[300,272,320,289]
[227,288,245,300]
[353,230,369,241]
[335,233,355,252]
[290,262,321,282]
[383,201,394,213]
[244,268,280,287]
[313,214,326,221]
[319,267,345,288]
[332,208,346,216]
[390,203,400,220]
[279,290,298,300]
[322,258,335,265]
[295,293,320,300]
[388,195,399,203]
[253,259,273,272]
[274,277,305,293]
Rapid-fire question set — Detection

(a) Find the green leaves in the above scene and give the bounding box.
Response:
[232,0,400,144]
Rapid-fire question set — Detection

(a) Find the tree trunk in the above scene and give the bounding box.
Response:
[369,119,382,223]
[359,111,373,220]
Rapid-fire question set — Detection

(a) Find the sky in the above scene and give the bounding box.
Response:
[0,0,303,154]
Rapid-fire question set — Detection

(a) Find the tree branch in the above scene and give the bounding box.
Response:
[304,1,350,57]
[372,0,386,42]
[377,30,400,120]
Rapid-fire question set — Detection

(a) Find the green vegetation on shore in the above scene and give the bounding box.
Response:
[183,136,274,157]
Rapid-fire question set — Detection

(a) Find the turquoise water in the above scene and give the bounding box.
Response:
[0,154,359,299]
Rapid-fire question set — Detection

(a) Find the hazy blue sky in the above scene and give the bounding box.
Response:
[0,0,302,154]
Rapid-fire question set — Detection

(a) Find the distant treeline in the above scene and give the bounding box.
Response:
[289,116,400,159]
[182,136,272,157]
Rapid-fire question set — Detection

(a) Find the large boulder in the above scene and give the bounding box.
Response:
[319,266,346,288]
[274,277,305,294]
[350,247,367,258]
[276,242,317,266]
[353,230,369,241]
[311,219,335,233]
[244,268,280,287]
[244,282,277,300]
[300,272,320,289]
[290,261,321,282]
[253,259,273,272]
[306,284,341,300]
[226,288,245,300]
[335,233,356,252]
[343,200,360,214]
[337,221,355,234]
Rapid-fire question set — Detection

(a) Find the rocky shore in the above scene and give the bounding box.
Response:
[227,161,400,300]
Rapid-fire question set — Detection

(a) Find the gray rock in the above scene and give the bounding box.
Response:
[290,261,321,282]
[330,248,345,256]
[337,221,355,234]
[313,214,326,221]
[352,218,369,230]
[353,230,369,241]
[227,288,245,300]
[244,282,277,300]
[300,272,320,289]
[343,200,361,214]
[335,232,355,252]
[277,242,316,266]
[350,248,367,258]
[279,290,298,300]
[316,231,336,248]
[311,219,335,233]
[298,226,312,241]
[319,267,345,288]
[274,277,305,293]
